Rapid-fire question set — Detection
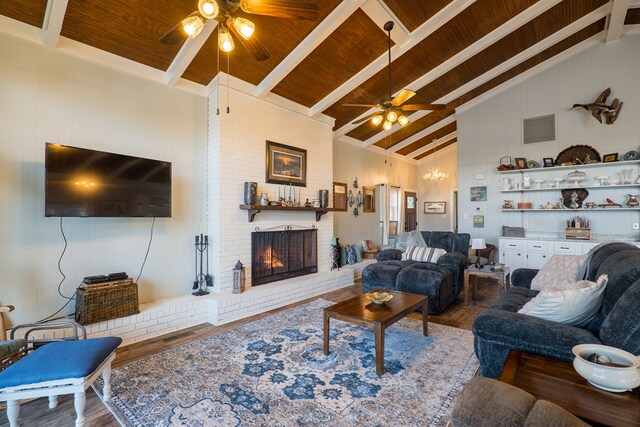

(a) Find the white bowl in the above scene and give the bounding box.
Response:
[572,344,640,392]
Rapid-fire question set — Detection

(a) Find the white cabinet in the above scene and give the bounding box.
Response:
[501,249,524,269]
[525,252,548,269]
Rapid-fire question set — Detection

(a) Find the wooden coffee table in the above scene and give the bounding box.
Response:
[323,290,428,376]
[498,350,640,427]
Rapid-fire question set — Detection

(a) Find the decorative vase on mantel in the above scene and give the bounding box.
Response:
[330,237,341,270]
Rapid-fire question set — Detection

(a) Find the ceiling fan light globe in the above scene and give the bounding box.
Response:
[218,27,235,52]
[233,17,255,39]
[371,115,383,126]
[386,111,397,123]
[198,0,219,19]
[383,120,392,131]
[398,115,409,126]
[182,15,205,38]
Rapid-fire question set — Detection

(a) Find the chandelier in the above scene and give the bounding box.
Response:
[422,144,447,181]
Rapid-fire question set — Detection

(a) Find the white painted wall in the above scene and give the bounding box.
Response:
[457,34,640,246]
[418,143,458,232]
[208,87,335,293]
[333,141,418,249]
[0,34,208,326]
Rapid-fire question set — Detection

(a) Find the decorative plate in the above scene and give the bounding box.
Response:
[527,160,540,169]
[365,291,393,304]
[623,150,638,161]
[555,145,601,166]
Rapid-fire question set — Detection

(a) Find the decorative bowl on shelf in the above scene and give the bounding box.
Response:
[365,291,394,304]
[572,344,640,392]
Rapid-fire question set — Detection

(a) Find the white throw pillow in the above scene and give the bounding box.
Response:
[402,245,446,263]
[530,255,585,291]
[518,274,608,327]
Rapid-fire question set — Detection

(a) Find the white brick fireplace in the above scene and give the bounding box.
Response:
[203,86,353,325]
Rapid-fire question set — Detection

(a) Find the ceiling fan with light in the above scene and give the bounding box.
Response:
[344,21,446,130]
[160,0,320,61]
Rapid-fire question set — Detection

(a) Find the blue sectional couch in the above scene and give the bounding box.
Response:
[361,231,470,313]
[473,242,640,378]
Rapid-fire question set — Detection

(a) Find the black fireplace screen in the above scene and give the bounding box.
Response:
[251,229,317,286]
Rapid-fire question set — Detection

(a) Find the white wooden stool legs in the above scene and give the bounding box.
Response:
[74,391,86,427]
[49,395,58,408]
[6,400,19,427]
[102,364,112,400]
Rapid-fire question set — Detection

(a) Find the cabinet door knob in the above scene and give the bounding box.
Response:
[560,246,569,250]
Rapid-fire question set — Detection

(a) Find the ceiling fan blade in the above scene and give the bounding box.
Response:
[160,12,198,45]
[391,89,416,106]
[240,0,320,21]
[160,22,187,45]
[401,104,447,111]
[351,112,383,125]
[342,103,381,108]
[228,23,270,61]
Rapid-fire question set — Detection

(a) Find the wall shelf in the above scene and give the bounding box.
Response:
[239,204,332,222]
[501,208,640,212]
[500,183,640,193]
[498,159,640,175]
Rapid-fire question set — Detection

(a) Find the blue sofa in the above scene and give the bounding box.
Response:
[473,242,640,378]
[361,231,470,313]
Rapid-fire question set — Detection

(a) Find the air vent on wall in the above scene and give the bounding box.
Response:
[523,114,555,144]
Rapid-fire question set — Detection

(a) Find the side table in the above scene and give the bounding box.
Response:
[463,266,510,306]
[499,350,640,427]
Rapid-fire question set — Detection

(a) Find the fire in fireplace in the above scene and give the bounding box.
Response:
[251,229,317,286]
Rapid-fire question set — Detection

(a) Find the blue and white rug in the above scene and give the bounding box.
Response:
[96,299,478,426]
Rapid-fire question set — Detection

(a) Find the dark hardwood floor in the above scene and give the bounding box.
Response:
[0,279,500,426]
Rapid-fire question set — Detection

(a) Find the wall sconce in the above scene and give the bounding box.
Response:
[353,177,359,188]
[357,190,363,208]
[348,189,355,207]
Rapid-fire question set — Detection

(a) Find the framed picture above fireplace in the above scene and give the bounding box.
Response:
[266,140,307,186]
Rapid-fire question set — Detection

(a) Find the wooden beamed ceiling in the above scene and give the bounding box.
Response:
[1,0,638,161]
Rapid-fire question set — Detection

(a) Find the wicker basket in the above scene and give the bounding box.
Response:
[497,156,515,171]
[75,283,140,325]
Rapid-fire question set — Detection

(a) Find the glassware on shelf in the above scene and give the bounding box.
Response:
[567,170,587,186]
[620,169,632,184]
[553,178,564,188]
[596,176,608,186]
[533,179,544,189]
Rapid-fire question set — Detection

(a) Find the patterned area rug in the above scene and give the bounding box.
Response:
[95,299,478,426]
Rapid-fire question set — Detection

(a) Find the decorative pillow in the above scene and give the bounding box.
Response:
[340,247,347,267]
[395,230,427,251]
[351,244,362,263]
[345,245,356,265]
[530,255,586,291]
[518,274,608,327]
[402,245,447,263]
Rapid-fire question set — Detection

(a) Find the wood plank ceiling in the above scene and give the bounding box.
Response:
[1,0,638,161]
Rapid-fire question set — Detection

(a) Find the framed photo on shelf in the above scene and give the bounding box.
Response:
[266,140,307,186]
[514,157,528,169]
[603,153,619,163]
[543,157,554,167]
[424,201,446,214]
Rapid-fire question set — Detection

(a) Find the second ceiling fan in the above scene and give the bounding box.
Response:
[345,21,446,130]
[160,0,319,62]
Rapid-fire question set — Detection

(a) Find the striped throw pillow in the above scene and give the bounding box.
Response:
[402,245,447,263]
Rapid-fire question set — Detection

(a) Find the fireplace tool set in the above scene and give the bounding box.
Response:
[193,234,213,296]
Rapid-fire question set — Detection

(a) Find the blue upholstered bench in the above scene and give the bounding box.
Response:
[0,336,121,427]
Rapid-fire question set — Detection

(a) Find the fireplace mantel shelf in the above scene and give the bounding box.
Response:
[239,204,332,222]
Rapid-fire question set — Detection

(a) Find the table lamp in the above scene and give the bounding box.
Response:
[471,238,486,268]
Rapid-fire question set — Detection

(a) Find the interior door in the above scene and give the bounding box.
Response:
[404,192,417,232]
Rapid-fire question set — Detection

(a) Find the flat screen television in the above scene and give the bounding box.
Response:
[45,143,172,217]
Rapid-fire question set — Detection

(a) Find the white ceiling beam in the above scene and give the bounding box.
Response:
[40,0,69,47]
[380,115,456,152]
[411,132,457,160]
[606,0,631,42]
[360,0,409,44]
[255,0,368,97]
[165,20,217,87]
[370,2,611,151]
[311,0,477,117]
[0,14,42,44]
[333,0,564,139]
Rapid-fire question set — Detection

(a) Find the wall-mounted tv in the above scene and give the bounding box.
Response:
[45,143,172,217]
